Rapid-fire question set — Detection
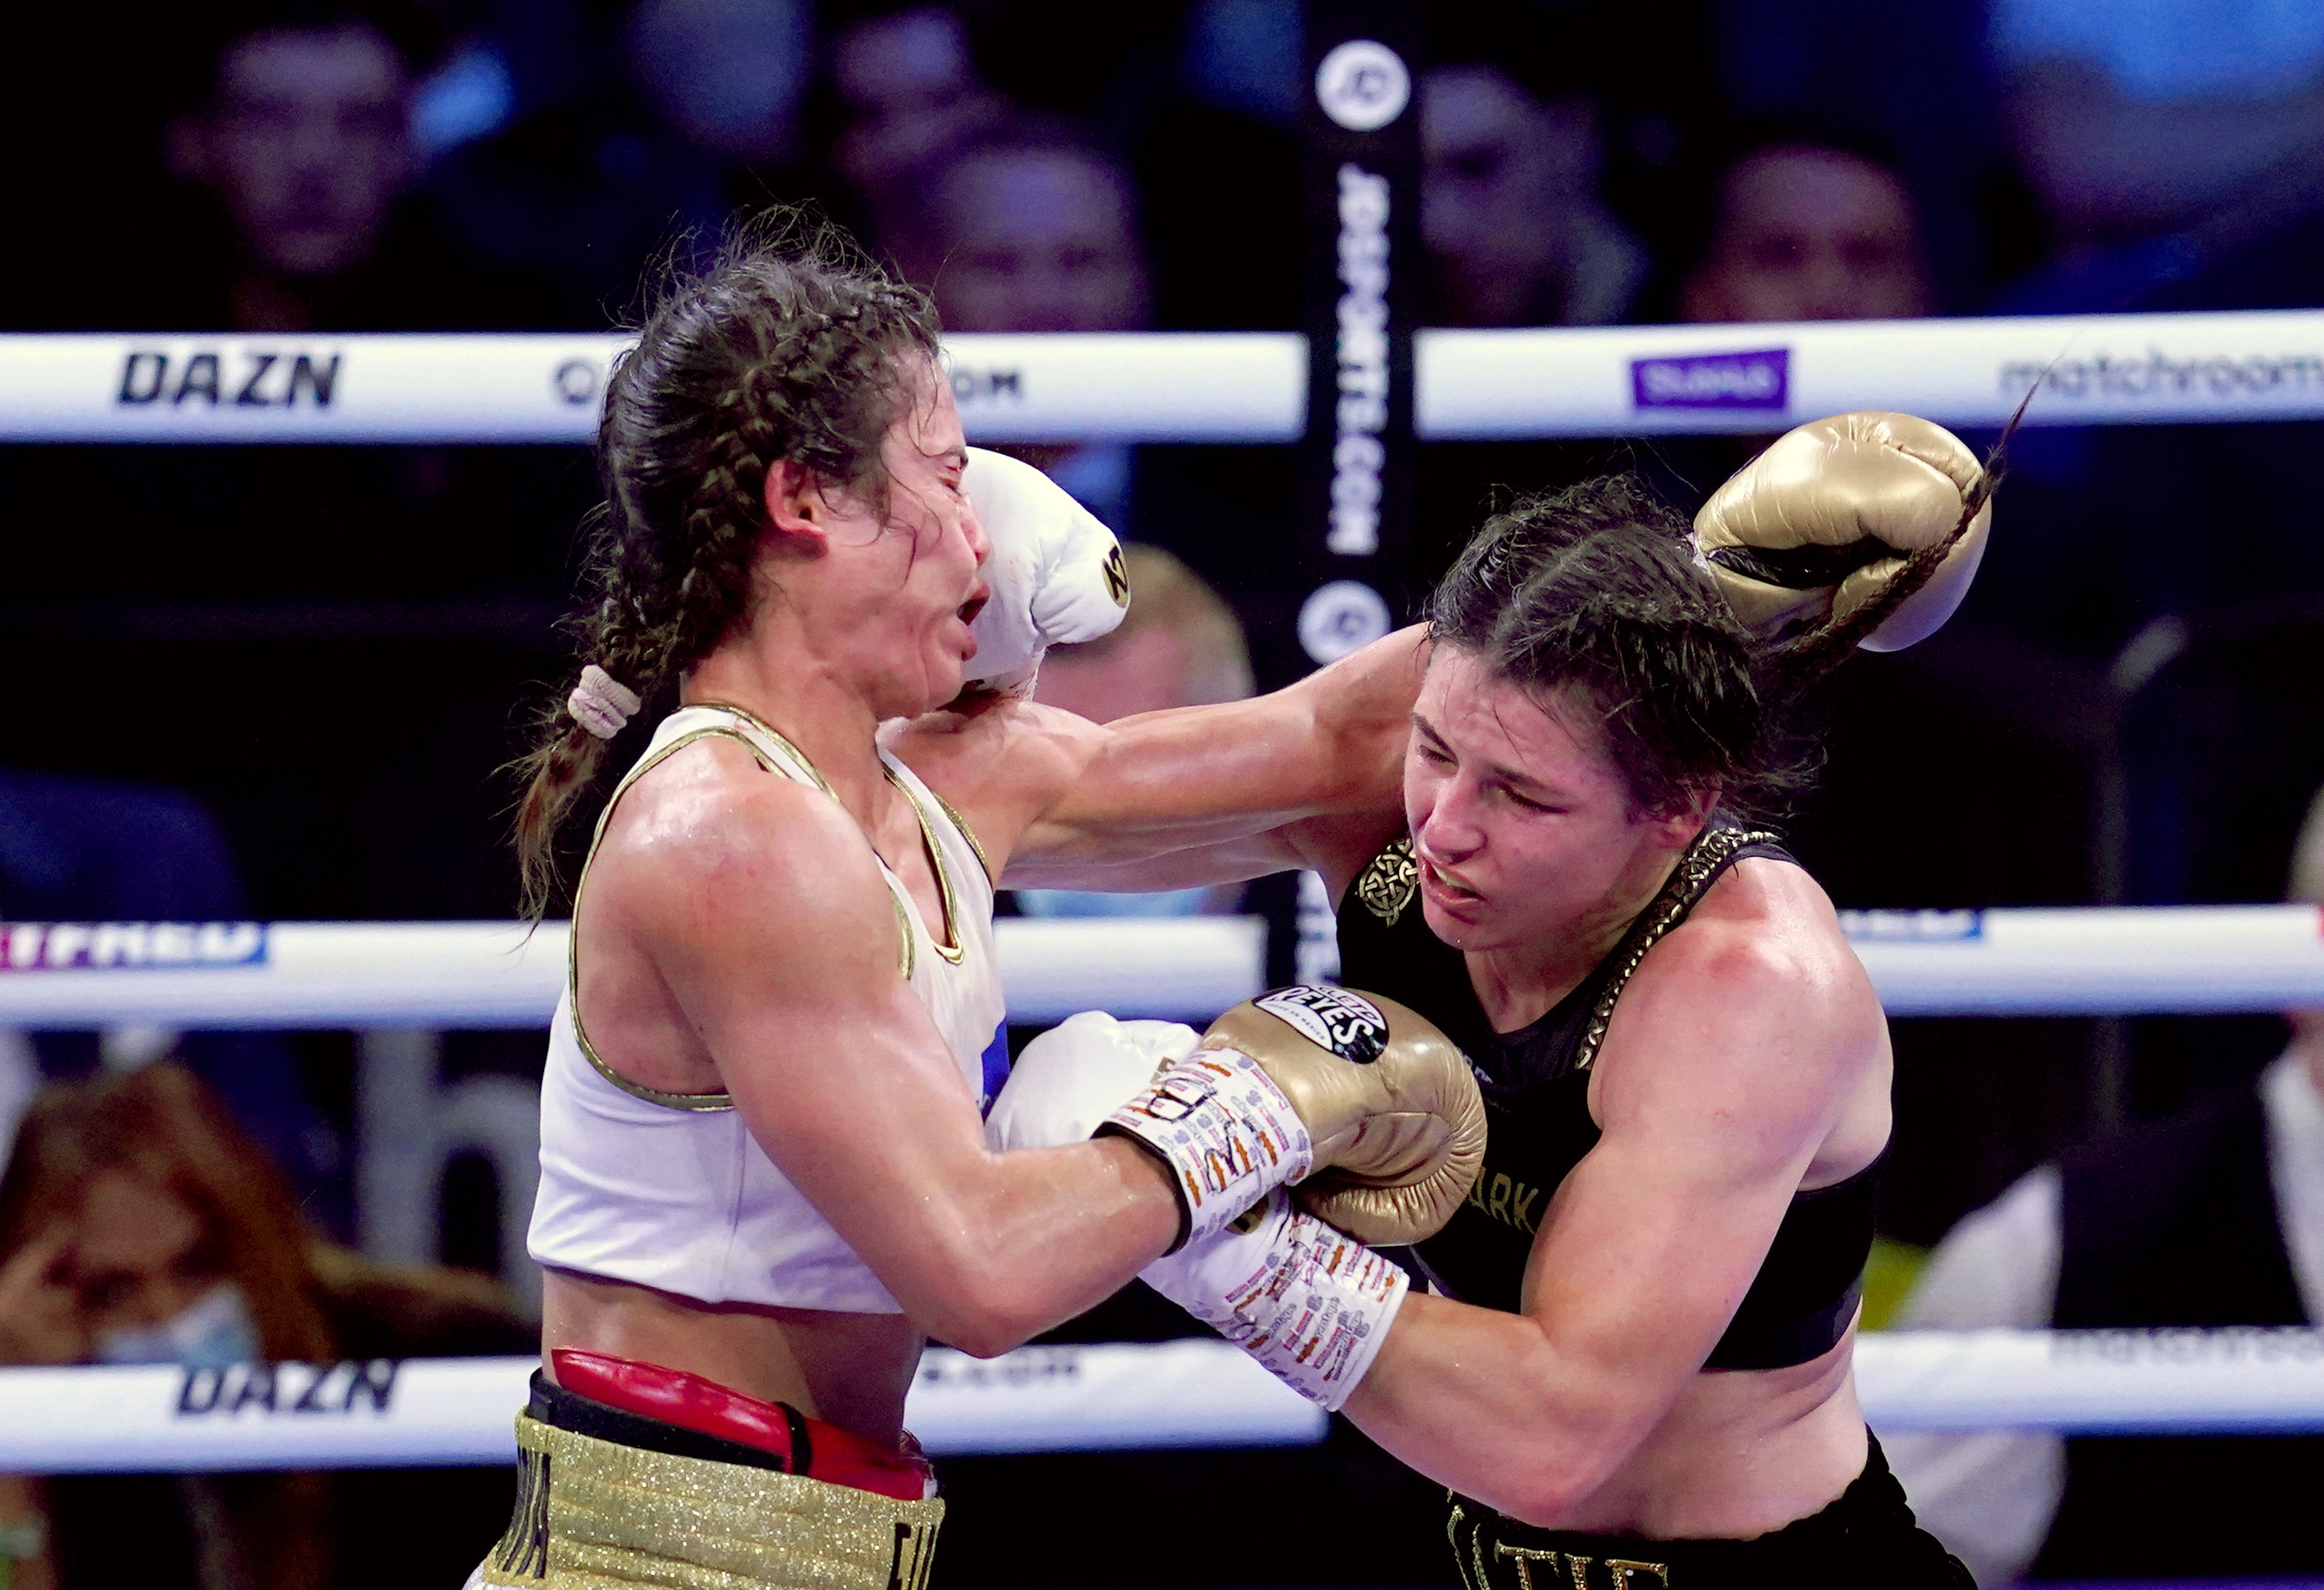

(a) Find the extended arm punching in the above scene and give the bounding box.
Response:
[895,624,1426,897]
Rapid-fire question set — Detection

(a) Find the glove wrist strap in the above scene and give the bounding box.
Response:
[1102,1047,1314,1247]
[1145,1195,1408,1411]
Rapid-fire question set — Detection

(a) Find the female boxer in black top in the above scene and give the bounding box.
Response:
[970,414,1992,1586]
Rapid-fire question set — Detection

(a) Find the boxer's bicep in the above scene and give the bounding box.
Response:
[1342,936,1852,1520]
[635,794,1179,1348]
[1523,934,1851,1395]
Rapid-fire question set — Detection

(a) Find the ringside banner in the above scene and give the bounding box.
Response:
[0,333,1305,444]
[3,1331,2322,1473]
[10,314,2324,443]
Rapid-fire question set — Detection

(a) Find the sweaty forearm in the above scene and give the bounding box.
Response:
[910,1137,1180,1356]
[1341,1293,1652,1528]
[1014,628,1423,877]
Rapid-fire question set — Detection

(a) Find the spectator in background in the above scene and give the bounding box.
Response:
[1016,546,1254,918]
[152,7,560,330]
[428,0,813,317]
[1679,138,1936,323]
[825,3,1006,245]
[1887,786,2324,1583]
[897,121,1152,529]
[0,1064,531,1590]
[0,773,335,1215]
[626,0,810,171]
[1420,10,1648,328]
[1990,0,2324,312]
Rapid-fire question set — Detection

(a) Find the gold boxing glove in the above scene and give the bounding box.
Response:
[1694,411,1990,653]
[1103,985,1486,1249]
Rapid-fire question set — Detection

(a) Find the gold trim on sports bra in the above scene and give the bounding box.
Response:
[885,763,966,966]
[1572,824,1778,1073]
[702,700,967,965]
[924,785,993,883]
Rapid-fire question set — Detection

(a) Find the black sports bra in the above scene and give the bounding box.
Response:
[1336,819,1881,1370]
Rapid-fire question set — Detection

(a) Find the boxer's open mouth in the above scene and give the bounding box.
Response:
[957,592,989,625]
[1420,855,1482,902]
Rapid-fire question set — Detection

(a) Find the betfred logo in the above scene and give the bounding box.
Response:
[1631,348,1789,411]
[0,921,268,971]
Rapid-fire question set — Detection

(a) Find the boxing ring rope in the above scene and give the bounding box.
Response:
[13,317,2324,1480]
[0,1329,2318,1472]
[8,309,2324,445]
[1,905,2319,1027]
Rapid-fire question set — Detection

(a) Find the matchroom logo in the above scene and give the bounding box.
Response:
[1630,348,1790,412]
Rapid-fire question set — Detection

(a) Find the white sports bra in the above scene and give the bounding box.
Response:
[527,703,1006,1314]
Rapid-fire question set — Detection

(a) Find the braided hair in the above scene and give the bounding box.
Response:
[515,219,940,916]
[1424,466,1987,822]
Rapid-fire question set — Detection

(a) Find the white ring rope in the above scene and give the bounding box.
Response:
[0,907,2313,1028]
[7,311,2324,443]
[0,1330,2314,1473]
[0,918,1268,1029]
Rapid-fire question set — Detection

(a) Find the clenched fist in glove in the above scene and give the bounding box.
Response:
[1694,411,1990,654]
[1102,986,1486,1250]
[990,1015,1415,1411]
[961,446,1131,695]
[990,990,1486,1249]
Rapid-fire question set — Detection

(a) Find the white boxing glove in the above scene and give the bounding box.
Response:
[961,447,1131,695]
[985,1010,1199,1153]
[1142,1187,1409,1411]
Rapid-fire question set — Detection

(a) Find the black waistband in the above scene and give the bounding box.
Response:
[526,1370,812,1476]
[1446,1435,1970,1589]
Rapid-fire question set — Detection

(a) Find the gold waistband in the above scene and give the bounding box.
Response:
[478,1414,942,1590]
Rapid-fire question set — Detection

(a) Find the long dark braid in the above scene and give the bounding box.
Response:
[515,218,940,917]
[1753,457,2000,690]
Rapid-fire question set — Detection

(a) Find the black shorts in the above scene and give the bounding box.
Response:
[1444,1434,1971,1589]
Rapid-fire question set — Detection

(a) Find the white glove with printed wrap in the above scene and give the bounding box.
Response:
[961,447,1131,695]
[985,1011,1199,1153]
[986,1010,1410,1412]
[1142,1187,1408,1411]
[993,988,1485,1252]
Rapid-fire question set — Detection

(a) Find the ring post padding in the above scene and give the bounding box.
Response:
[13,312,2324,443]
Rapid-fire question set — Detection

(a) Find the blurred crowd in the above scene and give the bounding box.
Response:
[9,1,2324,1584]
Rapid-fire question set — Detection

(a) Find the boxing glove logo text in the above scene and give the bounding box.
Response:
[1255,986,1389,1064]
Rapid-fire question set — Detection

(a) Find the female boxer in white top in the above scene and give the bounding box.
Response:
[491,233,1489,1589]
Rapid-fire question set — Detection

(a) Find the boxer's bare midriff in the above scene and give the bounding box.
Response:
[1548,1330,1867,1540]
[541,1268,924,1448]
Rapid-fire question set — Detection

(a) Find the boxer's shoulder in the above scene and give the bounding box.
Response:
[1601,860,1880,1117]
[593,738,890,935]
[887,696,1107,867]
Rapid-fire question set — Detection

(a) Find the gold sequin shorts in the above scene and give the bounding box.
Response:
[477,1413,943,1590]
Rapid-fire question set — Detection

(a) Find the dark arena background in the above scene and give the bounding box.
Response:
[4,1,2324,1586]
